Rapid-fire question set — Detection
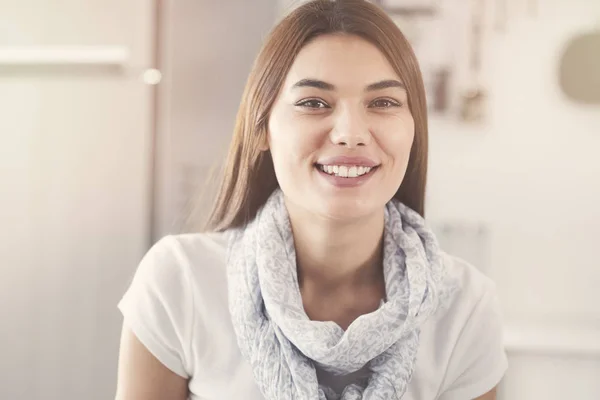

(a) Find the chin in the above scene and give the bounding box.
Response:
[282,185,387,222]
[313,195,382,222]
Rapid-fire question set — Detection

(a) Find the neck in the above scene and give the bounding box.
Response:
[286,201,385,293]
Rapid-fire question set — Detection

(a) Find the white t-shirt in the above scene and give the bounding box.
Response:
[118,232,508,400]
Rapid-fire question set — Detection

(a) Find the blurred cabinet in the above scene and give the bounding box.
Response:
[152,0,277,238]
[0,1,155,399]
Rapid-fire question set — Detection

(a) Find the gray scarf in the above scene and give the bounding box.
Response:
[227,189,452,399]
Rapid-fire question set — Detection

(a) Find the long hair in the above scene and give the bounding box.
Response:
[205,0,429,232]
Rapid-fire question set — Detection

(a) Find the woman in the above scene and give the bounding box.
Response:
[115,1,508,399]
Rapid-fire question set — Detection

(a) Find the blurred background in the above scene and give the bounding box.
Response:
[1,0,599,399]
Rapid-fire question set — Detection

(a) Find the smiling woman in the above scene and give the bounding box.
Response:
[208,0,428,230]
[115,1,508,399]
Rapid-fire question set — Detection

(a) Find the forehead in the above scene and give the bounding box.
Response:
[283,34,400,89]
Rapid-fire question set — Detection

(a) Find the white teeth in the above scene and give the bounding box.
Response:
[318,164,374,178]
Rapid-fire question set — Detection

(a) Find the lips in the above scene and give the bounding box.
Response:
[316,155,379,168]
[317,164,377,178]
[313,156,380,188]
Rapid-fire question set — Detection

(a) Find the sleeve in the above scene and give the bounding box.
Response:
[437,282,508,400]
[117,235,194,378]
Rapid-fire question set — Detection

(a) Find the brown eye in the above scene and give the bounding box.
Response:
[370,98,401,108]
[296,99,330,109]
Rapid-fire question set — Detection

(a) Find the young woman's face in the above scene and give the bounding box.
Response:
[267,34,415,221]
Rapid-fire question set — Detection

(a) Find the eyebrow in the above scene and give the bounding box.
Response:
[366,79,406,91]
[291,78,406,92]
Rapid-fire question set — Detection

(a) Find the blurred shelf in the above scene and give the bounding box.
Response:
[0,46,130,67]
[380,6,437,17]
[372,0,438,16]
[504,323,600,358]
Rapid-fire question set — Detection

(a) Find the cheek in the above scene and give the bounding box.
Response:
[377,115,415,163]
[269,111,326,166]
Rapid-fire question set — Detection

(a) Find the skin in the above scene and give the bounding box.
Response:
[114,33,496,400]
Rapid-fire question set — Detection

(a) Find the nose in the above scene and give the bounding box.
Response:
[329,104,371,148]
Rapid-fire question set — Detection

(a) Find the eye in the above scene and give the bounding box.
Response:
[369,98,402,108]
[295,98,331,109]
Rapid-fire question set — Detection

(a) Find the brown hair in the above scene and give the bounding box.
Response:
[205,0,429,232]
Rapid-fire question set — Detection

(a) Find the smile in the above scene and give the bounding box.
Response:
[315,163,379,178]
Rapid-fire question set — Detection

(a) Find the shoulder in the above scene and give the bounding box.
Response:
[429,251,504,353]
[442,252,498,316]
[167,231,228,265]
[415,252,507,399]
[117,231,231,376]
[139,231,228,277]
[120,231,229,313]
[156,231,228,259]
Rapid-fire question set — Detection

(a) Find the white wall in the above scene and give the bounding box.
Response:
[427,0,600,325]
[0,1,154,399]
[424,0,600,398]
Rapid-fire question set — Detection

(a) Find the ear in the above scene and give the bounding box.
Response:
[258,131,270,152]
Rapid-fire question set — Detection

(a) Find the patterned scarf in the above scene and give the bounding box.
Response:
[227,189,451,399]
